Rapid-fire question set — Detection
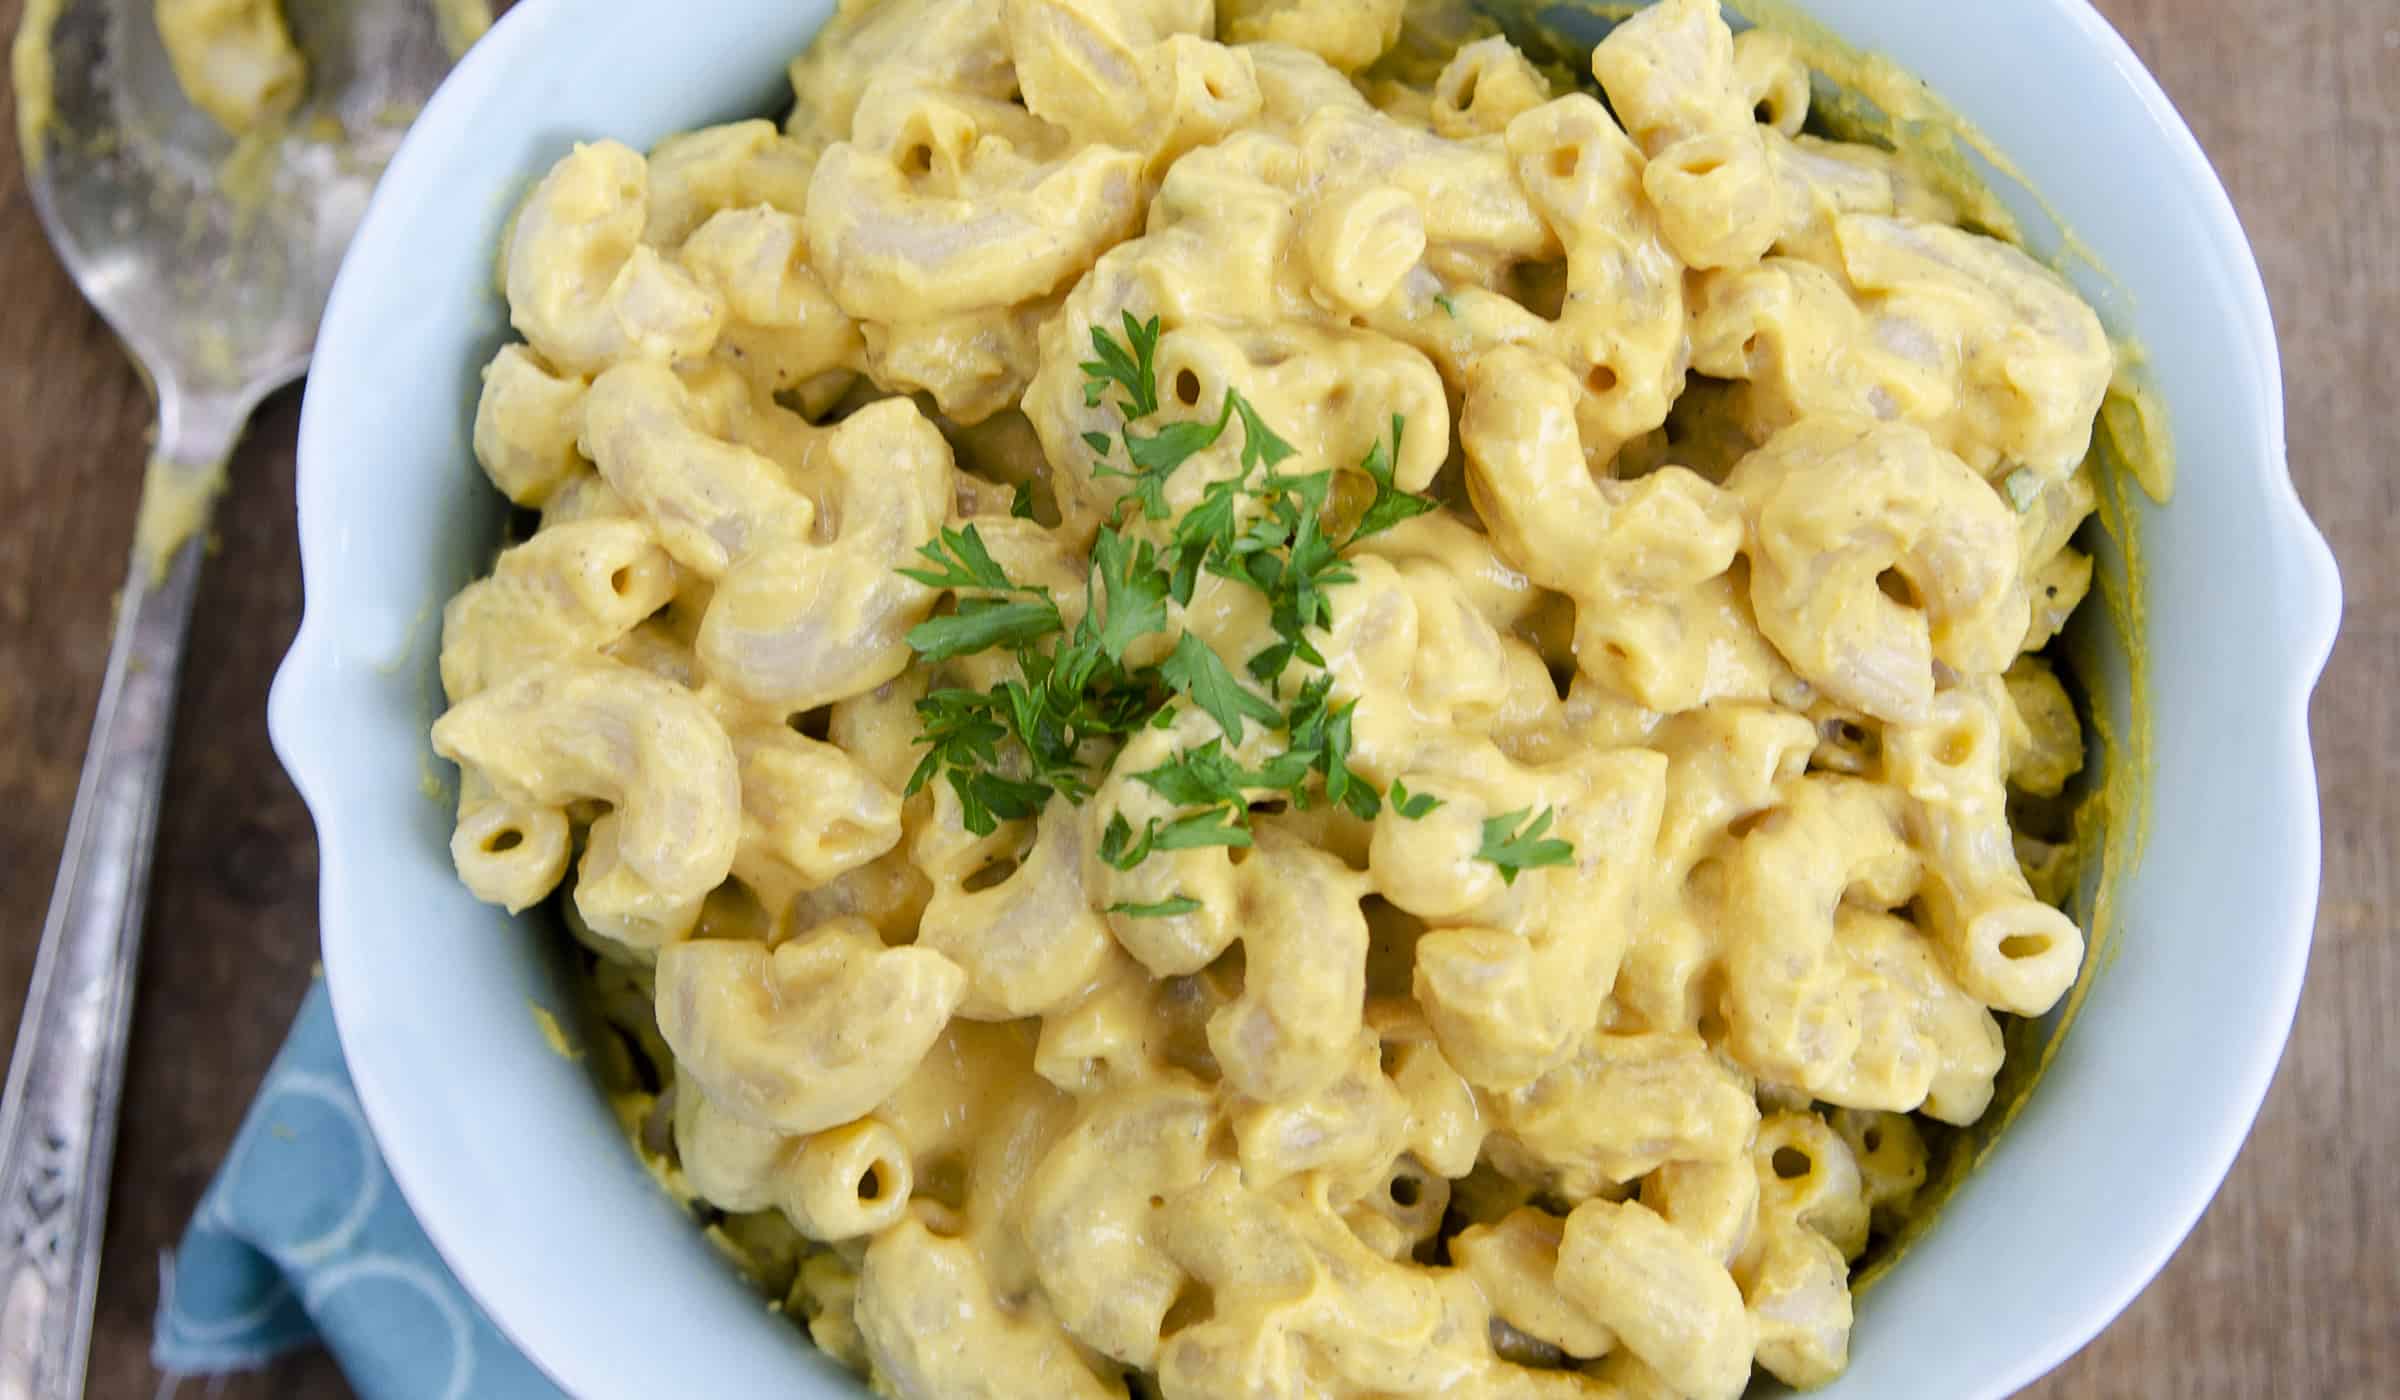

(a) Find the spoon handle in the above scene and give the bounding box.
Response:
[0,487,209,1399]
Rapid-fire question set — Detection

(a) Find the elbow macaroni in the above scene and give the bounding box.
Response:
[434,0,2123,1394]
[155,0,304,133]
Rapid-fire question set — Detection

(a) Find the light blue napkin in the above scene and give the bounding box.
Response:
[153,981,562,1399]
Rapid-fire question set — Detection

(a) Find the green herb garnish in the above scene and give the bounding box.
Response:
[900,318,1453,862]
[1107,894,1204,919]
[1477,806,1576,884]
[1389,779,1443,820]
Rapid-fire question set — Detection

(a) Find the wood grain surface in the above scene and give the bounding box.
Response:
[0,1,2389,1396]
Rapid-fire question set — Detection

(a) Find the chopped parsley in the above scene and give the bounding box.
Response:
[1389,779,1443,820]
[896,316,1563,879]
[1107,894,1205,919]
[1477,806,1576,885]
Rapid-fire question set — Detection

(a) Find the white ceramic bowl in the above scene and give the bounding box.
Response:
[270,1,2342,1394]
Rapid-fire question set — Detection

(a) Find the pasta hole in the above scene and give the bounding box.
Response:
[1999,933,2053,960]
[483,828,523,854]
[1601,641,1629,662]
[1937,729,1977,767]
[1771,1146,1813,1180]
[1876,568,1918,608]
[791,707,833,740]
[1679,153,1726,178]
[1503,259,1568,320]
[900,143,933,177]
[1148,1194,1165,1210]
[1755,101,1773,125]
[1390,1176,1422,1207]
[608,566,634,595]
[1174,368,1203,406]
[857,1164,886,1201]
[1548,146,1579,179]
[1863,1127,1885,1153]
[917,1156,968,1212]
[963,857,1018,892]
[1363,896,1429,1000]
[1726,807,1781,840]
[1696,1007,1730,1043]
[1203,75,1227,101]
[1160,1281,1215,1338]
[1586,363,1619,394]
[1741,333,1760,360]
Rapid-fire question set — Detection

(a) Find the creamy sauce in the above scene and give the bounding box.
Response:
[530,1001,582,1061]
[11,0,63,167]
[130,452,229,585]
[431,0,491,58]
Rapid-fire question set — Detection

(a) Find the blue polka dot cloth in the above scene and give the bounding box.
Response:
[153,981,563,1398]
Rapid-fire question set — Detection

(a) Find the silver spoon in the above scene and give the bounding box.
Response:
[0,2,464,1392]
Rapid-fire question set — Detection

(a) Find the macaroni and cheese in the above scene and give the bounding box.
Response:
[433,0,2116,1394]
[152,0,491,133]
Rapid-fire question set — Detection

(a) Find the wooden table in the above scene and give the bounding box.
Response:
[0,1,2388,1395]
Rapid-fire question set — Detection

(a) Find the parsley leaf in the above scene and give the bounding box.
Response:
[1151,808,1254,853]
[1247,746,1316,793]
[1132,738,1250,810]
[1100,808,1254,870]
[900,524,1035,595]
[1347,416,1439,545]
[905,686,1056,835]
[1477,806,1575,884]
[1229,391,1297,470]
[1161,633,1283,743]
[1009,480,1038,520]
[1108,894,1203,919]
[1390,779,1443,820]
[1286,675,1378,820]
[1099,396,1230,522]
[1245,639,1300,687]
[946,767,1050,835]
[1087,529,1171,662]
[1210,466,1351,684]
[1081,313,1161,419]
[905,596,1064,663]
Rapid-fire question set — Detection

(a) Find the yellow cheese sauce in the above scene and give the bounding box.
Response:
[130,452,229,585]
[10,0,64,167]
[529,1000,583,1061]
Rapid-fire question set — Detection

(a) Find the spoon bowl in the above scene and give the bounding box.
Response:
[20,0,459,450]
